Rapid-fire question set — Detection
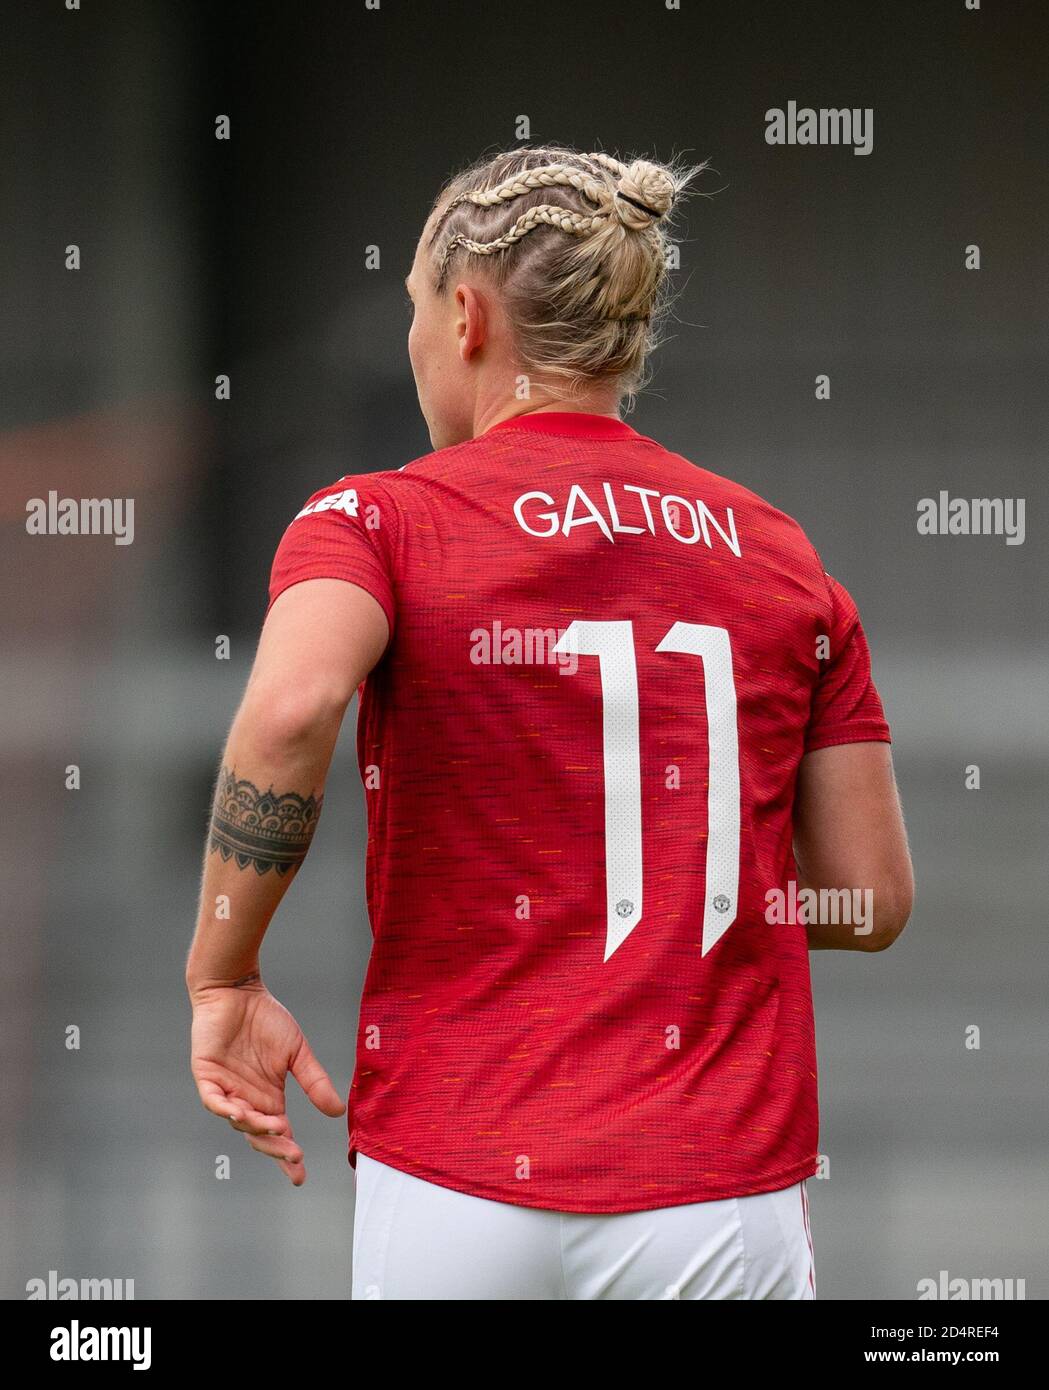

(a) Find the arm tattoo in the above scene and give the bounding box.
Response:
[208,765,323,876]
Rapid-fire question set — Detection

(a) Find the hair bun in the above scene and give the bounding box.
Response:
[613,160,677,231]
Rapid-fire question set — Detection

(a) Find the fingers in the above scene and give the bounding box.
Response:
[275,1155,307,1186]
[245,1130,307,1184]
[289,1037,346,1117]
[227,1108,291,1138]
[244,1131,304,1166]
[197,1082,307,1184]
[193,1036,337,1187]
[196,1079,291,1137]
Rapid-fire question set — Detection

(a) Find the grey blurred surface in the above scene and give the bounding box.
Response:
[2,0,1047,1299]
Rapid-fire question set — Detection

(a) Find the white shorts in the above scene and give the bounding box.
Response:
[351,1151,815,1300]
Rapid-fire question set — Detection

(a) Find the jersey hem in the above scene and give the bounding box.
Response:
[267,569,396,638]
[804,725,891,754]
[349,1131,818,1214]
[487,422,661,446]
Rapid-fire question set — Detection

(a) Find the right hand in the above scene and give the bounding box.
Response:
[189,978,346,1186]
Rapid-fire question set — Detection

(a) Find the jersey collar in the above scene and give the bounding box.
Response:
[482,411,643,441]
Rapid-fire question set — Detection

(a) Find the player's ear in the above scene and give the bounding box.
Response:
[455,282,489,362]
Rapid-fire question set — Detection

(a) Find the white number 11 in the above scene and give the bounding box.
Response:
[553,620,740,961]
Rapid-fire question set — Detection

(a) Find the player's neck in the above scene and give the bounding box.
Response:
[475,394,623,437]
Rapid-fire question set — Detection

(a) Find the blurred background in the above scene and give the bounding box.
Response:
[2,0,1046,1300]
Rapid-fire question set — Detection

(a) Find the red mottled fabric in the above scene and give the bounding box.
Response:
[268,412,890,1213]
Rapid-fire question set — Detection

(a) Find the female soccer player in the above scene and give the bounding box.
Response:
[186,145,913,1300]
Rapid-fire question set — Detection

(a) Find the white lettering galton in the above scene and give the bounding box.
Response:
[513,482,741,556]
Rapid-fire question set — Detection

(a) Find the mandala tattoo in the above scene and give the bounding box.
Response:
[209,766,322,876]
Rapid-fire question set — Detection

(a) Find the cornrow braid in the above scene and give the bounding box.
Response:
[437,203,608,283]
[424,143,710,408]
[439,162,609,217]
[587,150,628,177]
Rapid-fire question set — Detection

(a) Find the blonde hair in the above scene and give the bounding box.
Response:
[424,145,710,410]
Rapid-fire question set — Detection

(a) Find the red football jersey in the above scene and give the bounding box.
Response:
[268,411,891,1213]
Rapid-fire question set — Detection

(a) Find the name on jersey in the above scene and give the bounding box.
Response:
[513,483,741,556]
[295,488,359,520]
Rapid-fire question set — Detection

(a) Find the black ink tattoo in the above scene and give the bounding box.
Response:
[231,971,261,988]
[208,766,322,876]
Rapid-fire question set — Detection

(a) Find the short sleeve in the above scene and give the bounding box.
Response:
[267,476,398,636]
[805,574,891,753]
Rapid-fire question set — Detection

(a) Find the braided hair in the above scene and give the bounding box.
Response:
[424,145,709,408]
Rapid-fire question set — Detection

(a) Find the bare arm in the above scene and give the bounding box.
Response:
[792,742,914,952]
[186,578,389,1182]
[187,579,388,988]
